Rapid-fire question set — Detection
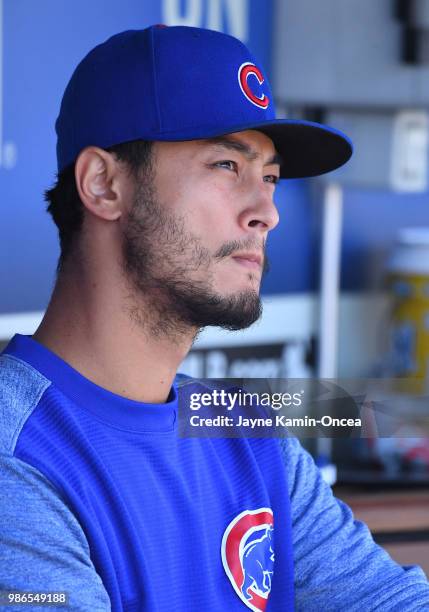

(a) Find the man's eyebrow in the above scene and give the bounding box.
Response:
[203,136,282,167]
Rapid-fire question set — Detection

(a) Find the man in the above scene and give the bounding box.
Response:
[0,25,428,612]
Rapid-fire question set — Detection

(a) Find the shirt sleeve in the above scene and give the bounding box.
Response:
[0,453,111,612]
[280,437,429,611]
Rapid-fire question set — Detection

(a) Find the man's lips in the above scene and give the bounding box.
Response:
[231,252,263,270]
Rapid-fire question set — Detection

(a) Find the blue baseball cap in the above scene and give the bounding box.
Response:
[55,25,352,178]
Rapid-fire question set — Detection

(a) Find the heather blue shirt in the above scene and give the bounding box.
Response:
[1,334,428,611]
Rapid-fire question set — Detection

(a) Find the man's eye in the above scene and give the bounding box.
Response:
[214,160,238,172]
[264,175,280,184]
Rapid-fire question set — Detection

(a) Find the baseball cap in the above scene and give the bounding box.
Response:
[55,25,352,178]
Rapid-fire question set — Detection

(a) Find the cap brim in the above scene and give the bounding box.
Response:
[222,119,353,179]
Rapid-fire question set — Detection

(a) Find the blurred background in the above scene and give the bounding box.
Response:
[1,0,429,572]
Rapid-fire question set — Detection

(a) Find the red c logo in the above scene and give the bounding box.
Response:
[238,62,269,109]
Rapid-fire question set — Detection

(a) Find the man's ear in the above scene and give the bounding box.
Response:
[75,147,123,221]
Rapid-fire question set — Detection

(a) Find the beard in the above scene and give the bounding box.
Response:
[121,178,269,337]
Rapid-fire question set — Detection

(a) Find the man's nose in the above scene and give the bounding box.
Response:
[238,186,280,234]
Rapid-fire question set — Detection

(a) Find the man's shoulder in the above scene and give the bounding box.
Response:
[0,352,50,455]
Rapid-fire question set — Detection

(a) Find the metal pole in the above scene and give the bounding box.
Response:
[317,181,343,484]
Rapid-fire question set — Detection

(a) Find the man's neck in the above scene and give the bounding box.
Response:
[33,271,196,404]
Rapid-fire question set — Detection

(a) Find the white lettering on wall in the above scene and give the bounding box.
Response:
[3,141,17,169]
[0,0,3,168]
[0,1,17,170]
[162,0,248,42]
[206,0,248,41]
[162,0,203,27]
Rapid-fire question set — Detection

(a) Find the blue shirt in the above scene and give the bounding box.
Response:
[1,334,428,611]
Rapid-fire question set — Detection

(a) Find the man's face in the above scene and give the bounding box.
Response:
[121,129,280,334]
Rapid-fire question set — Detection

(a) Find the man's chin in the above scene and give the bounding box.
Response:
[215,312,262,331]
[143,280,263,333]
[197,290,263,331]
[216,275,262,293]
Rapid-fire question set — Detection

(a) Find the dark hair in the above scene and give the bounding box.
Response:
[44,140,153,274]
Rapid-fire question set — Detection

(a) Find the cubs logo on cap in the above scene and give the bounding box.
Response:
[238,63,270,109]
[221,508,274,611]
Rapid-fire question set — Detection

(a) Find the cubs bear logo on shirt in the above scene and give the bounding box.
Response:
[238,62,270,109]
[221,508,274,611]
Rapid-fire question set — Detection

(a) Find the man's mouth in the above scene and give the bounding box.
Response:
[231,252,262,270]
